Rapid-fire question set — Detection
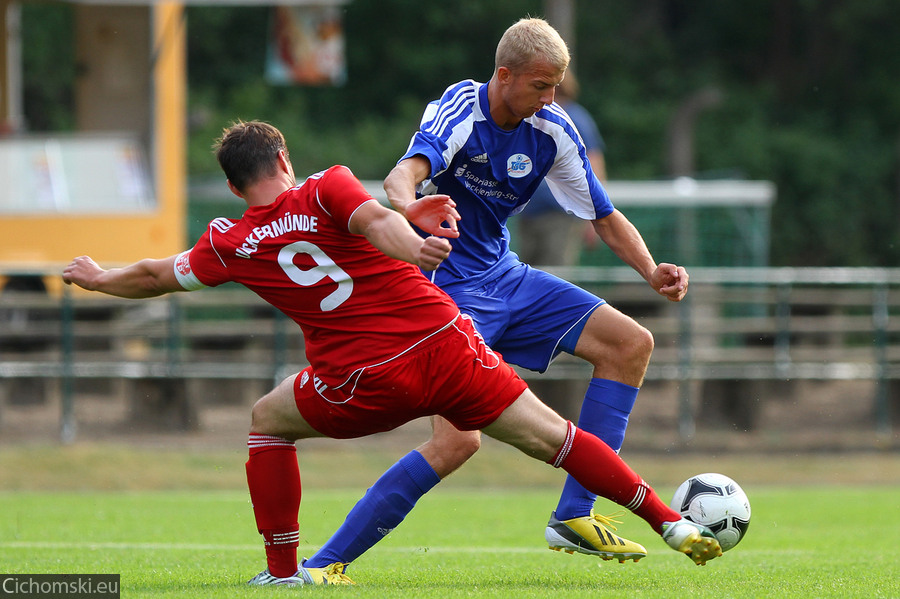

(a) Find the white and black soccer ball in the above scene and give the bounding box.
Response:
[670,472,751,551]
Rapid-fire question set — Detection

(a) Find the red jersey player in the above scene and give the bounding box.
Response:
[63,120,720,587]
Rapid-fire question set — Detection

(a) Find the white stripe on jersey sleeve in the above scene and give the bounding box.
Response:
[424,83,477,138]
[408,81,482,193]
[531,114,609,220]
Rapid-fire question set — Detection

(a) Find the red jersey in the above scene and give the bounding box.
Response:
[173,165,460,386]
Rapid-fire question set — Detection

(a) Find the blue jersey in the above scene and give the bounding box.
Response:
[524,99,607,216]
[402,80,614,285]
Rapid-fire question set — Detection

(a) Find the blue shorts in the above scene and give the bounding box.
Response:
[439,261,605,373]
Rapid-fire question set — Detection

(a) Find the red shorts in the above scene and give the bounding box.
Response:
[294,315,527,439]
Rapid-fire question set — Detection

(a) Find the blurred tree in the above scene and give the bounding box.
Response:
[185,1,542,177]
[20,2,75,131]
[572,0,900,266]
[18,0,900,266]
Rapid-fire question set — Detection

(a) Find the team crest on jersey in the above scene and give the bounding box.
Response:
[507,153,532,178]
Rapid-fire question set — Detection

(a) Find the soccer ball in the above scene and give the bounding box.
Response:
[670,473,751,551]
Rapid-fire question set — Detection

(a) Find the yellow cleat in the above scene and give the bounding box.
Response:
[307,562,355,585]
[545,511,647,563]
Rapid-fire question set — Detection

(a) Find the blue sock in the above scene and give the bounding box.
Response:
[304,450,440,568]
[554,378,639,521]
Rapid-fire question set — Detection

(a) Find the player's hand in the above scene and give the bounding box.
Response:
[63,255,104,291]
[418,236,452,271]
[405,194,460,238]
[650,263,688,302]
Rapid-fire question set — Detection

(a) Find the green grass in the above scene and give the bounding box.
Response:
[1,462,899,598]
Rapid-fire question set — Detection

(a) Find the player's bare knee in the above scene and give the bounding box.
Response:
[249,394,278,434]
[613,325,653,367]
[584,326,654,374]
[434,430,479,465]
[419,429,480,477]
[632,325,654,361]
[449,430,481,459]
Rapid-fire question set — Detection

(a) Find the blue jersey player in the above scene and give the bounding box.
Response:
[305,17,689,569]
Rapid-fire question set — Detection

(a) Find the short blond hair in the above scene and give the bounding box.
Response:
[494,17,570,74]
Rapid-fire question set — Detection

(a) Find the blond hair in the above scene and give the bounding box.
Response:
[494,17,570,74]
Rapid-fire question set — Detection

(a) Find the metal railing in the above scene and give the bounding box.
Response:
[2,266,898,442]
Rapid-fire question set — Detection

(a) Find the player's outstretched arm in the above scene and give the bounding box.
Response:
[592,210,688,302]
[62,255,184,299]
[349,200,451,271]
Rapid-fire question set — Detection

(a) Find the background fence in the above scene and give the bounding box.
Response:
[2,265,898,449]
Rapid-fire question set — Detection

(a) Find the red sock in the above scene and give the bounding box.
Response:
[550,422,681,532]
[246,434,301,577]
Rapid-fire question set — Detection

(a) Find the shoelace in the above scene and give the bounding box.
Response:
[590,511,626,530]
[323,562,354,584]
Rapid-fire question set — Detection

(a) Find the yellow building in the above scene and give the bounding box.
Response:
[0,2,186,291]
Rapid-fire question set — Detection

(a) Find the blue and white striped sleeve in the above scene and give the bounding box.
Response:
[403,81,478,178]
[538,107,614,220]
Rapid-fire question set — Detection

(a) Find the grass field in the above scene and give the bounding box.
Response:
[1,441,898,598]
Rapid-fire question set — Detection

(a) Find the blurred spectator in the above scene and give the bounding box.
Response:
[517,71,606,266]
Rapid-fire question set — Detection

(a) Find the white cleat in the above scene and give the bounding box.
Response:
[661,519,723,566]
[247,562,354,586]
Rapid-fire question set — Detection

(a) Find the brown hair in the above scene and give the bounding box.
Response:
[213,120,289,192]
